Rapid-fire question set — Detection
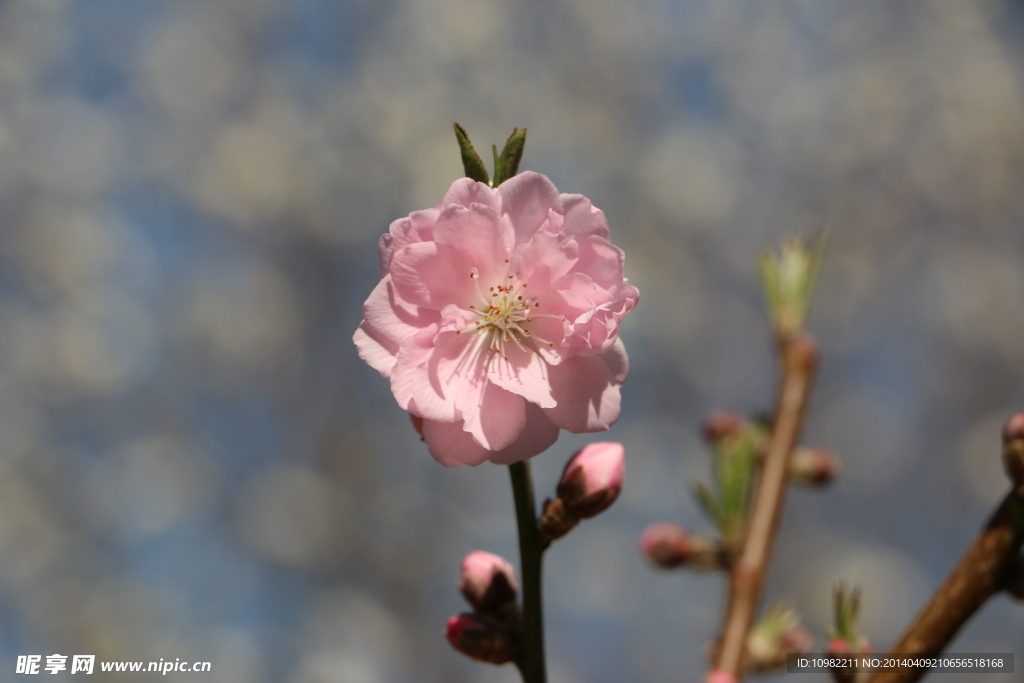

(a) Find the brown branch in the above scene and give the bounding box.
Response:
[713,333,819,678]
[864,427,1024,683]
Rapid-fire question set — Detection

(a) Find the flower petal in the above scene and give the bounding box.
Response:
[459,381,527,451]
[542,340,628,433]
[499,171,562,245]
[390,242,475,310]
[433,204,513,284]
[354,276,438,378]
[390,324,442,414]
[421,403,559,466]
[409,324,485,422]
[487,344,557,409]
[353,325,395,378]
[561,194,611,240]
[511,229,579,297]
[486,404,560,465]
[437,178,502,212]
[572,235,625,293]
[421,418,491,466]
[380,209,439,273]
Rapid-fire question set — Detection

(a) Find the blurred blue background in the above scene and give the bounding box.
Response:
[0,0,1022,681]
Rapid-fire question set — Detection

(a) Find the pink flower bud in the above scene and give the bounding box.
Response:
[701,411,746,444]
[445,613,516,665]
[459,551,518,615]
[790,447,840,486]
[704,670,738,683]
[1003,413,1024,488]
[1002,413,1024,443]
[779,625,815,655]
[827,637,871,655]
[556,442,625,519]
[638,522,722,571]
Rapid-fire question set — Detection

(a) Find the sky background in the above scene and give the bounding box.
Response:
[0,0,1023,681]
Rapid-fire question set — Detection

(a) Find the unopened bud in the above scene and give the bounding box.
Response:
[445,613,517,664]
[790,447,840,487]
[538,497,579,546]
[639,522,722,571]
[1002,413,1024,489]
[827,636,871,655]
[556,442,625,519]
[779,625,815,656]
[701,411,746,444]
[746,605,814,673]
[459,551,518,615]
[704,670,738,683]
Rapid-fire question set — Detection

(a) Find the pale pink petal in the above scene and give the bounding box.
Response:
[499,171,562,245]
[519,314,569,364]
[510,230,579,296]
[390,242,476,310]
[421,418,491,466]
[377,233,394,275]
[538,208,565,234]
[601,337,630,383]
[561,194,611,240]
[403,312,485,423]
[390,325,442,414]
[543,342,628,433]
[571,235,625,293]
[353,326,395,377]
[437,178,502,212]
[379,209,439,273]
[433,204,513,284]
[422,404,558,466]
[354,276,439,377]
[424,314,490,395]
[487,344,557,408]
[548,272,614,310]
[486,404,560,465]
[459,382,527,451]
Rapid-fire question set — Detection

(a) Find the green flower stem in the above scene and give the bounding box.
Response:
[509,460,548,683]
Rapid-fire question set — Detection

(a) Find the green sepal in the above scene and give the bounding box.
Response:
[492,127,527,186]
[693,481,722,527]
[831,582,863,643]
[453,122,490,185]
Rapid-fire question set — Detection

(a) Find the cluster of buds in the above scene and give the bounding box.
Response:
[445,551,521,665]
[745,605,815,673]
[704,605,813,675]
[538,442,625,547]
[693,412,763,551]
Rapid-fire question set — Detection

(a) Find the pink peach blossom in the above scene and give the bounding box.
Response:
[354,172,638,466]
